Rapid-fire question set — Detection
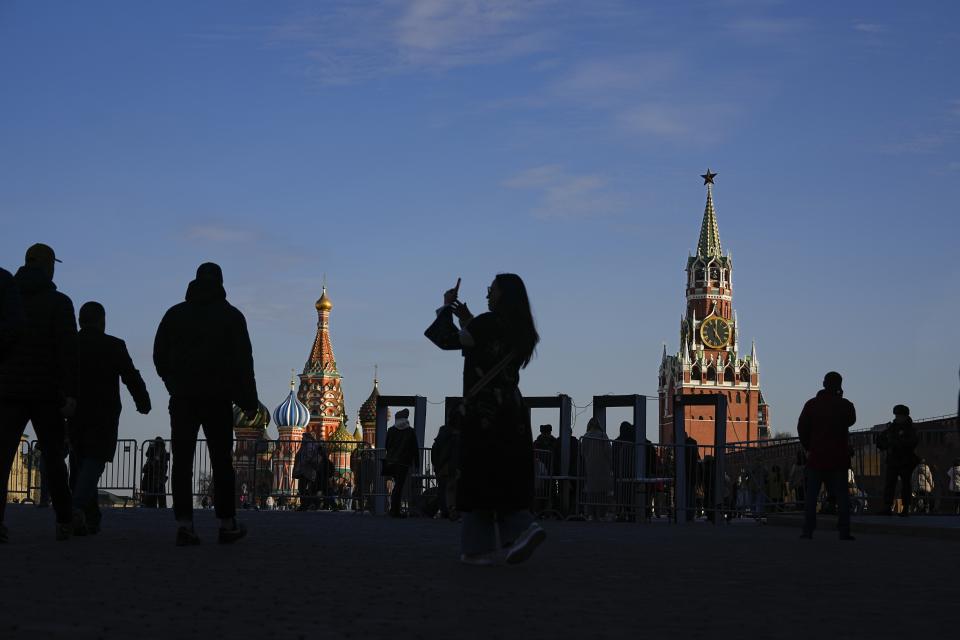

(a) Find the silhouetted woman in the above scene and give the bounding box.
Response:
[425,274,545,565]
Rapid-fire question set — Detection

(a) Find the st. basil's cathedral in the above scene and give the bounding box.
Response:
[658,171,770,448]
[230,285,385,499]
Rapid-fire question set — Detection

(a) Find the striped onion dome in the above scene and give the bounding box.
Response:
[233,401,271,430]
[274,381,311,429]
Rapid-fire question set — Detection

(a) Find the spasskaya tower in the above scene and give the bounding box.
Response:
[658,170,770,445]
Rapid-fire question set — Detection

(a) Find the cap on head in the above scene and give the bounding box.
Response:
[196,262,224,285]
[822,371,843,392]
[25,243,61,266]
[893,404,910,417]
[78,301,105,328]
[396,408,410,420]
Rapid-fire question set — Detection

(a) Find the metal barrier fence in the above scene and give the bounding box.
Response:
[10,427,959,519]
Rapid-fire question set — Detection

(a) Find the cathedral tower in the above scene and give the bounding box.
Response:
[658,170,770,446]
[298,286,347,439]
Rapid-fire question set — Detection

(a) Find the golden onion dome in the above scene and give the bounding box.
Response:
[315,286,333,312]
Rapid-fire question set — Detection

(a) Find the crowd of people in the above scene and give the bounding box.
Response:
[2,243,958,558]
[0,245,254,546]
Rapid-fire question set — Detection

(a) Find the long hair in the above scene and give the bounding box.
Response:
[493,273,539,368]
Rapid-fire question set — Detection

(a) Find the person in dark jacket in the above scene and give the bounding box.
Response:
[154,262,259,546]
[385,408,419,517]
[141,437,169,508]
[432,423,457,519]
[0,244,78,542]
[425,274,545,565]
[533,424,558,454]
[0,267,25,363]
[877,404,920,516]
[293,431,322,510]
[67,302,151,534]
[796,371,857,540]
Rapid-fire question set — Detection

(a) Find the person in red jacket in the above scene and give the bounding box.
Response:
[797,371,857,540]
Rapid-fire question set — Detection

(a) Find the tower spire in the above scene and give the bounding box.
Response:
[697,169,722,257]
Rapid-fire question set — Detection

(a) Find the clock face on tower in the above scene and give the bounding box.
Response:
[700,316,730,349]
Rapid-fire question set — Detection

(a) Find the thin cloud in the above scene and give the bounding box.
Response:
[184,224,258,244]
[256,0,556,84]
[724,16,808,42]
[853,22,885,34]
[504,165,625,219]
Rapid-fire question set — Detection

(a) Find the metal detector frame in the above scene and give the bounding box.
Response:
[672,393,727,525]
[374,395,427,515]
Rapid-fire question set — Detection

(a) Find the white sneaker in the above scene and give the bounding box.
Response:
[505,523,546,565]
[460,553,496,567]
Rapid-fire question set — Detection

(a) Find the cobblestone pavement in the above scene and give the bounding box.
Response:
[1,504,955,640]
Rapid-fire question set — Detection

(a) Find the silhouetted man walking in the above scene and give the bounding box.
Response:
[878,404,919,516]
[0,244,78,542]
[154,263,259,545]
[68,301,151,534]
[797,371,856,540]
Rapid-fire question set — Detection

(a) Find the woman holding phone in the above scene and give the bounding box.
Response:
[425,274,545,566]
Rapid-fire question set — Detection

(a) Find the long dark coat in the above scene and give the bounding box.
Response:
[68,328,151,462]
[426,308,533,512]
[0,267,25,362]
[0,266,77,403]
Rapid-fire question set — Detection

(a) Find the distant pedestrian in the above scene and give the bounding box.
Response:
[912,458,934,514]
[0,244,78,542]
[684,434,701,521]
[292,431,322,510]
[68,302,151,535]
[432,423,458,519]
[533,424,558,454]
[788,450,806,506]
[425,274,545,565]
[581,417,613,521]
[349,441,368,511]
[612,421,636,521]
[877,404,919,517]
[141,437,169,508]
[384,408,419,518]
[766,464,785,512]
[154,262,259,545]
[947,458,960,515]
[797,371,857,540]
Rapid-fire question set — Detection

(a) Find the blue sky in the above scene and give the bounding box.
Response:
[2,1,958,445]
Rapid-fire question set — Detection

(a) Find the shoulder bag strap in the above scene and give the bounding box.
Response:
[464,350,517,402]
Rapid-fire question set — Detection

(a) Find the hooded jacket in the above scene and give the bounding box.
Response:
[797,389,856,471]
[0,266,77,402]
[153,277,258,410]
[385,418,419,467]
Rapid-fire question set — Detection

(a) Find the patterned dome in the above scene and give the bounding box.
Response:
[233,402,271,430]
[358,378,382,425]
[274,383,311,429]
[329,422,358,453]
